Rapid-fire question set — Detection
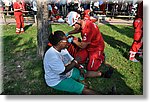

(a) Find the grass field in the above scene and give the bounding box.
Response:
[1,23,143,95]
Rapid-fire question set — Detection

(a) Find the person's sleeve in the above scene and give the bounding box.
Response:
[49,58,65,74]
[13,2,17,9]
[82,23,92,42]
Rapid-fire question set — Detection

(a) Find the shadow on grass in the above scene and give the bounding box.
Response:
[101,21,134,39]
[102,33,130,59]
[24,24,33,32]
[2,25,68,95]
[88,63,135,95]
[3,34,43,95]
[110,68,135,95]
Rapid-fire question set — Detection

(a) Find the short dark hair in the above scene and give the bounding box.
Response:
[49,30,65,46]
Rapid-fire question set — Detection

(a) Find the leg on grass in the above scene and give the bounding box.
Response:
[82,86,98,95]
[85,71,102,78]
[85,69,113,78]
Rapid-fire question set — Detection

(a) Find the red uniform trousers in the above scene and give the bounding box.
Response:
[130,18,143,53]
[14,12,24,33]
[130,30,143,52]
[67,44,105,71]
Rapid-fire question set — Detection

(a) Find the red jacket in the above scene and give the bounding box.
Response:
[13,2,24,15]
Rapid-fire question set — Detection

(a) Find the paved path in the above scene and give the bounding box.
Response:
[0,17,34,25]
[99,18,133,25]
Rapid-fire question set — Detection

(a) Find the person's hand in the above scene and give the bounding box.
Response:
[20,8,23,11]
[72,38,78,44]
[79,67,86,78]
[73,37,78,41]
[73,56,81,67]
[74,56,81,62]
[67,37,73,43]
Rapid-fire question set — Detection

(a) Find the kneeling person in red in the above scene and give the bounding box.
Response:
[66,11,105,71]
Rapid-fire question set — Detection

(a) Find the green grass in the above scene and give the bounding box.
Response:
[1,23,143,95]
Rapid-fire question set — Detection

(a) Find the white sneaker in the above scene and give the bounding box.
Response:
[137,51,142,54]
[129,58,139,62]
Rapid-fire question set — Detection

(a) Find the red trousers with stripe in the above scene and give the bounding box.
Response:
[130,30,143,52]
[67,44,104,71]
[14,12,24,31]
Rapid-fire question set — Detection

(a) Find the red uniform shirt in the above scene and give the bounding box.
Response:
[133,18,143,42]
[81,20,105,51]
[134,18,143,32]
[13,2,24,15]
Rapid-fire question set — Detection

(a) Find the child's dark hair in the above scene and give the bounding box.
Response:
[49,30,65,46]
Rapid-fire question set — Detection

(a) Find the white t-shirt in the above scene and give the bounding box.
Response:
[32,0,37,11]
[94,1,99,8]
[48,4,52,11]
[43,47,74,87]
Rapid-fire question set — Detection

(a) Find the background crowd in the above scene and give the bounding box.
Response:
[0,0,140,21]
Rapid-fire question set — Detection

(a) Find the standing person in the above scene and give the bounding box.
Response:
[0,0,6,24]
[129,1,143,62]
[99,0,106,15]
[48,3,52,20]
[60,0,67,17]
[43,30,112,95]
[66,11,105,72]
[4,0,12,16]
[13,0,25,34]
[66,0,72,13]
[31,0,37,23]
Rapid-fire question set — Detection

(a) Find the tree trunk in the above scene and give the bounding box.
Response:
[37,0,50,58]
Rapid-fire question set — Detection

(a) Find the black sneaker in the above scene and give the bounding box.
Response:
[101,68,114,78]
